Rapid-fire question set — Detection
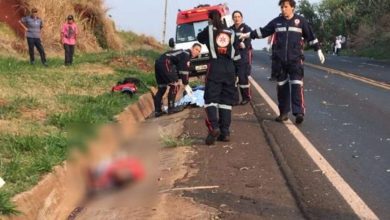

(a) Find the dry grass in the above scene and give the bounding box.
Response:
[0,0,126,55]
[0,0,165,57]
[110,55,154,72]
[0,23,24,56]
[26,0,103,52]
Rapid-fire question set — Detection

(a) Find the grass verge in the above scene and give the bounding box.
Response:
[161,134,194,148]
[0,48,158,216]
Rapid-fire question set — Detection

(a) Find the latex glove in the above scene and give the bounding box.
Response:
[184,85,194,97]
[239,42,246,49]
[239,32,250,40]
[317,49,325,64]
[0,177,5,188]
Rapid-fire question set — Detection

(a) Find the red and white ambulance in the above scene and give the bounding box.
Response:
[169,4,232,76]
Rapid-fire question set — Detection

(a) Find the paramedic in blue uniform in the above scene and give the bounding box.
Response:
[197,10,241,145]
[153,43,201,117]
[240,0,325,124]
[230,10,253,105]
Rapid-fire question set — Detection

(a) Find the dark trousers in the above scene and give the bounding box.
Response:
[204,58,236,136]
[64,44,75,65]
[27,37,46,64]
[277,60,305,116]
[153,84,179,112]
[235,62,251,101]
[153,60,179,112]
[271,56,282,79]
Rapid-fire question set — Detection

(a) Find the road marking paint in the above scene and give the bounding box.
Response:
[340,59,353,63]
[249,76,379,220]
[361,62,385,68]
[305,63,390,90]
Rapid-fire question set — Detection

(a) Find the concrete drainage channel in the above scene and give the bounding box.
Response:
[3,93,155,220]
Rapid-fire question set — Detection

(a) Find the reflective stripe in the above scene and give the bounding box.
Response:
[208,25,217,59]
[309,38,319,45]
[256,28,262,38]
[179,71,189,75]
[289,27,302,33]
[277,79,289,86]
[219,104,232,110]
[290,80,303,86]
[230,31,235,59]
[276,27,287,32]
[239,84,250,88]
[204,103,218,108]
[166,50,184,57]
[158,84,167,88]
[222,29,233,34]
[168,81,179,86]
[233,54,241,61]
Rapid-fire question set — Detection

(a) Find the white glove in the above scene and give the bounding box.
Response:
[317,49,325,64]
[184,85,194,97]
[239,32,250,40]
[0,177,5,189]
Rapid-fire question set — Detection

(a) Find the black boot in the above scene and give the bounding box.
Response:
[275,114,288,122]
[205,128,220,145]
[154,87,167,117]
[167,85,181,114]
[218,107,232,140]
[295,113,304,124]
[217,134,230,142]
[240,87,251,105]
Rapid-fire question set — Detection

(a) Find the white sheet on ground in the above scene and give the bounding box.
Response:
[177,90,205,107]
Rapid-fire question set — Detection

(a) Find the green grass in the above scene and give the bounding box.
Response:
[0,48,157,216]
[0,97,40,119]
[342,42,390,60]
[161,134,194,148]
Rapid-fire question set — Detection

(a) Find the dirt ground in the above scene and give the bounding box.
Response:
[69,102,304,219]
[69,110,218,220]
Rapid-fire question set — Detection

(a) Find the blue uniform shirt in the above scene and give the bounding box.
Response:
[251,14,320,62]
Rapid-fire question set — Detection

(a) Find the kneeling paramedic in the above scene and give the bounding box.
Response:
[197,10,241,145]
[153,43,202,117]
[240,0,325,124]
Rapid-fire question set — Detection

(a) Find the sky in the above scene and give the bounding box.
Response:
[105,0,321,49]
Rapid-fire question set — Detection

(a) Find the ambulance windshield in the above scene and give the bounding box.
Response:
[176,20,208,43]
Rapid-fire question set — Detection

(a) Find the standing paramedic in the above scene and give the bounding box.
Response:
[197,10,241,145]
[240,0,325,124]
[230,10,253,105]
[153,43,201,117]
[19,7,48,66]
[61,15,78,66]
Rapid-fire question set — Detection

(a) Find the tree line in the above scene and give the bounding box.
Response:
[297,0,390,57]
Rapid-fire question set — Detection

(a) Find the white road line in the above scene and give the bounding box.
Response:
[361,62,385,68]
[249,76,379,220]
[305,63,390,90]
[340,59,353,63]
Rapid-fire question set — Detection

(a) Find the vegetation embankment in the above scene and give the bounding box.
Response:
[0,0,166,215]
[0,31,164,215]
[297,0,390,60]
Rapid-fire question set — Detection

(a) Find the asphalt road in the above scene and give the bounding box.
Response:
[251,50,390,220]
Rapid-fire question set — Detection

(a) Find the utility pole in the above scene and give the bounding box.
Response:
[162,0,168,44]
